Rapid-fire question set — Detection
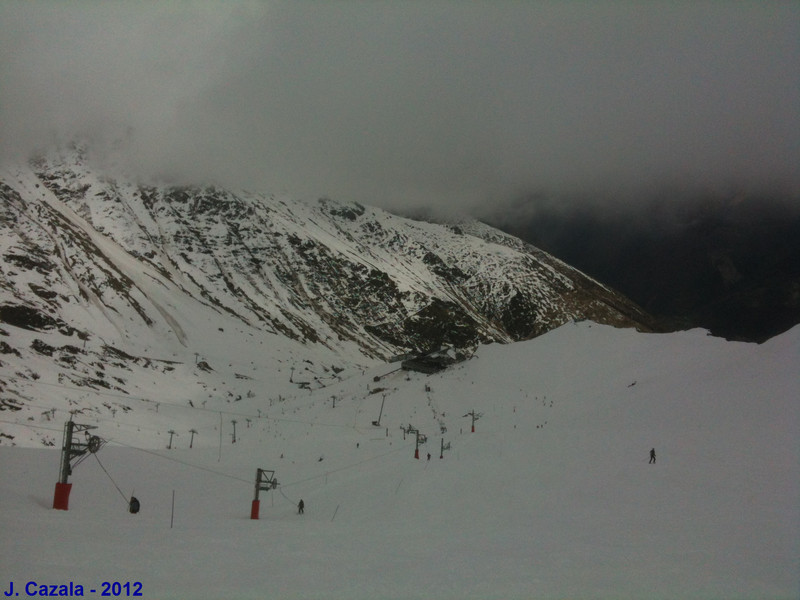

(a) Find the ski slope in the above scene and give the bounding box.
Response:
[1,322,798,599]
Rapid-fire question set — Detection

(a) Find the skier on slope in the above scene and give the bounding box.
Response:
[298,499,305,514]
[649,448,656,464]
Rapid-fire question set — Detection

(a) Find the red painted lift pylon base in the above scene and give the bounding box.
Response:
[53,482,72,510]
[250,499,260,520]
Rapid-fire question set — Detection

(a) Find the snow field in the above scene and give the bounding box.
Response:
[1,322,798,599]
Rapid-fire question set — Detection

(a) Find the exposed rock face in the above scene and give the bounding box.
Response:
[1,142,652,362]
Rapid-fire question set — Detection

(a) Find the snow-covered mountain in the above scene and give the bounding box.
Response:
[0,142,652,445]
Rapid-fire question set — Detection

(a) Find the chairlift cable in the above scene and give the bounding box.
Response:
[105,439,251,484]
[0,418,62,433]
[71,451,93,470]
[279,443,409,489]
[2,375,358,429]
[277,485,297,506]
[92,452,130,505]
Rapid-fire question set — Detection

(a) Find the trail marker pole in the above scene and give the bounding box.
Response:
[231,420,237,444]
[189,429,197,449]
[167,430,176,449]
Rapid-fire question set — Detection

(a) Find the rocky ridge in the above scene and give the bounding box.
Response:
[0,143,652,444]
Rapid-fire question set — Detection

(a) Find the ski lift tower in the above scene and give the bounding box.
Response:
[407,427,427,459]
[250,468,278,520]
[372,394,387,426]
[440,438,451,459]
[53,419,103,510]
[463,410,483,433]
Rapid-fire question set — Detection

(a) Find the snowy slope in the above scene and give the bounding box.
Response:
[1,322,797,599]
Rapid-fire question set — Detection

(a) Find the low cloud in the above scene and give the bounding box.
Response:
[2,2,798,214]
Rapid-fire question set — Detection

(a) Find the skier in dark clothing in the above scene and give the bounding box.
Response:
[649,448,656,464]
[298,499,304,514]
[129,496,140,514]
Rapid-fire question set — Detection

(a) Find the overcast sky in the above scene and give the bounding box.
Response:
[1,1,798,214]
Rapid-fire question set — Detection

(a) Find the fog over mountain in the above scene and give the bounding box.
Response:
[482,190,800,342]
[3,2,797,342]
[2,2,798,213]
